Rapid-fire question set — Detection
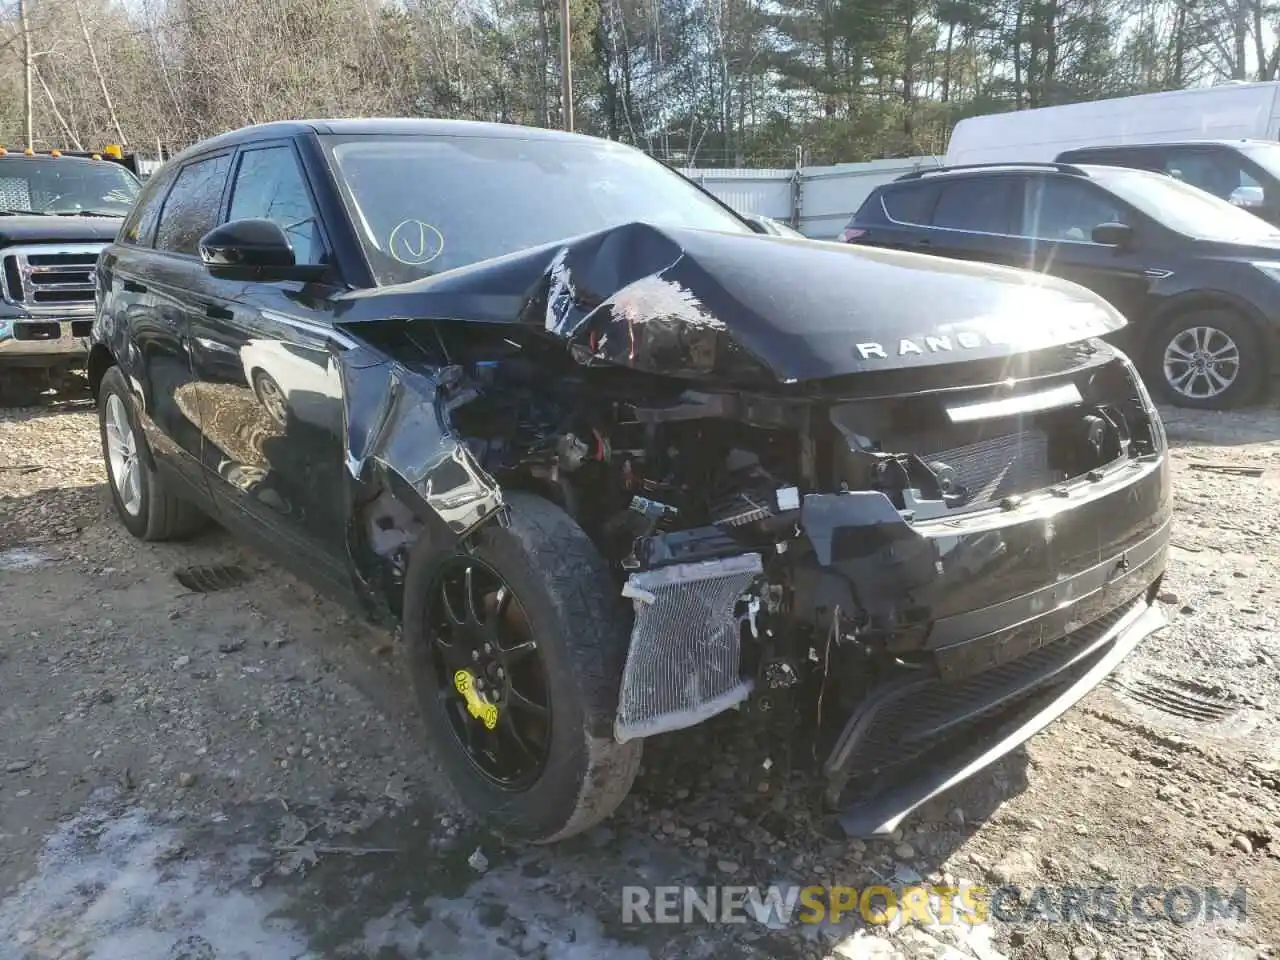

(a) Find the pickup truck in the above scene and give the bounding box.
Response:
[0,149,141,404]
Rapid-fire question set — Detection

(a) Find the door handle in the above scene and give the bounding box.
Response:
[205,304,233,321]
[914,238,932,247]
[122,279,146,293]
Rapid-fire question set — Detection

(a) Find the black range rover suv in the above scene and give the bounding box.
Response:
[90,120,1172,843]
[842,160,1280,409]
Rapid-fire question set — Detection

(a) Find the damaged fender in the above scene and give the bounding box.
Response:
[335,340,505,617]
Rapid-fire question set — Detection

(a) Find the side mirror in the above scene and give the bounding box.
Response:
[1091,221,1133,248]
[1230,185,1266,209]
[199,219,326,282]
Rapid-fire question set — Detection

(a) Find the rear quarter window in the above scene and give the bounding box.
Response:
[932,177,1018,233]
[119,165,176,247]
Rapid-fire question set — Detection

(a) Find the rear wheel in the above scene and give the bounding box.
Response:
[1144,308,1264,410]
[403,492,641,843]
[98,365,207,541]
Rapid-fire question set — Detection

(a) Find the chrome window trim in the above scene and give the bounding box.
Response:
[879,178,1130,249]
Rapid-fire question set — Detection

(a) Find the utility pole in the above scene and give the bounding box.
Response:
[559,0,573,131]
[19,0,33,149]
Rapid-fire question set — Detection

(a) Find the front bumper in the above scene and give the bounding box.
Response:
[829,574,1166,836]
[614,436,1171,832]
[814,451,1172,835]
[0,317,92,365]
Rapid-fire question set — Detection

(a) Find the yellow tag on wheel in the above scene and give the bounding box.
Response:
[453,669,499,730]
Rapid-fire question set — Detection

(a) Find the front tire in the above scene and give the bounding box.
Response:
[403,492,641,843]
[1144,308,1264,410]
[98,365,207,541]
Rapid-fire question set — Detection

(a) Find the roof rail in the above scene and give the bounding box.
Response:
[895,161,1089,181]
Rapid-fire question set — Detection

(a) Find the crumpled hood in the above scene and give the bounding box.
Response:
[0,215,120,245]
[336,221,1126,386]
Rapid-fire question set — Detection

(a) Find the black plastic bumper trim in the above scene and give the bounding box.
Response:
[930,517,1170,680]
[835,596,1166,837]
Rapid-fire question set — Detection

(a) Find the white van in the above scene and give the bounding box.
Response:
[944,82,1280,166]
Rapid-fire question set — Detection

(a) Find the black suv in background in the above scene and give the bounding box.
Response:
[1056,139,1280,226]
[842,160,1280,409]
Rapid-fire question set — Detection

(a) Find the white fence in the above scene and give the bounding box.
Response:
[680,155,944,239]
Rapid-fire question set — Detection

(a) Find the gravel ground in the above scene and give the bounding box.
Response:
[1,386,1278,960]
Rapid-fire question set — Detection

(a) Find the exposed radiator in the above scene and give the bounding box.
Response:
[615,552,762,744]
[924,429,1054,505]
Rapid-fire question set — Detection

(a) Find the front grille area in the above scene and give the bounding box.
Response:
[828,346,1160,510]
[924,429,1053,505]
[616,552,762,743]
[832,594,1142,791]
[1,243,103,315]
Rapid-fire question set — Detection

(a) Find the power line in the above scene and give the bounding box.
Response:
[559,0,572,130]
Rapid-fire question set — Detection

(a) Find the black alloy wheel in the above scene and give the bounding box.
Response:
[403,491,641,843]
[426,556,551,790]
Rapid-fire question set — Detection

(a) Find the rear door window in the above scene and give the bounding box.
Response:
[930,177,1019,234]
[153,153,232,256]
[880,183,940,225]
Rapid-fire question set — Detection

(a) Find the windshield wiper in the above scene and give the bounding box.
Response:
[54,210,124,218]
[0,209,51,216]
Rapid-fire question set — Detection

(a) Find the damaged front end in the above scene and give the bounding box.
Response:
[334,221,1172,836]
[598,351,1169,836]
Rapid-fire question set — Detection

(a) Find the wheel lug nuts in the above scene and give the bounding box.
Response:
[496,667,504,679]
[471,650,480,661]
[484,643,492,654]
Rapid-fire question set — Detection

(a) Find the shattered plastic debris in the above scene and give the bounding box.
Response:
[467,848,489,873]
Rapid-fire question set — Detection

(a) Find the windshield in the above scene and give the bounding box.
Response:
[0,158,139,216]
[1090,165,1280,243]
[322,134,751,285]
